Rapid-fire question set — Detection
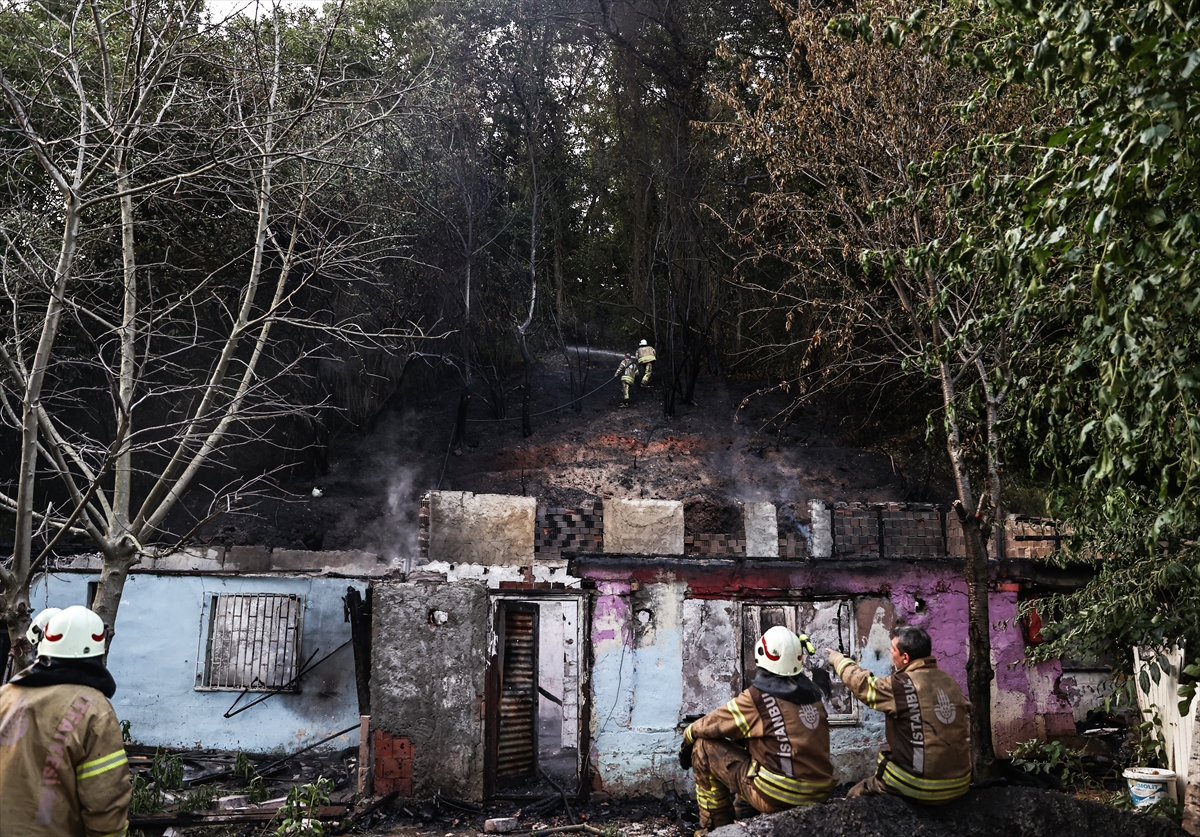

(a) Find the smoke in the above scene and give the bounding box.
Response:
[356,410,425,572]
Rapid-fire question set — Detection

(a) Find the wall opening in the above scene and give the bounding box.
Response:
[740,600,859,725]
[487,595,582,793]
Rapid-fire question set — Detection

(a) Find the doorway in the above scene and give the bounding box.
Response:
[486,595,583,794]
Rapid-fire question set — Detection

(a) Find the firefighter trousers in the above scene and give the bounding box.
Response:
[690,739,793,829]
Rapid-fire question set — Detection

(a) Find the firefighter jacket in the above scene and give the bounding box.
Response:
[830,651,971,803]
[683,681,836,807]
[636,345,657,364]
[616,356,638,383]
[0,671,131,837]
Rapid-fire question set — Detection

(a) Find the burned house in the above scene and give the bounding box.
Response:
[366,491,1102,800]
[24,489,1101,802]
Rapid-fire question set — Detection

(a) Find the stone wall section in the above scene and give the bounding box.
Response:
[534,502,604,560]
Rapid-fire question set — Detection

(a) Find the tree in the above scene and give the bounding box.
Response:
[709,0,1037,771]
[0,0,424,660]
[906,0,1200,696]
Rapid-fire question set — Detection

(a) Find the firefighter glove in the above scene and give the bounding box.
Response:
[679,740,693,771]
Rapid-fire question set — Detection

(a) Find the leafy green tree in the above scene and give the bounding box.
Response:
[894,0,1200,695]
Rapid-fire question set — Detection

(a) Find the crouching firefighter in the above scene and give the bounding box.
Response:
[827,625,971,804]
[680,627,836,832]
[0,605,131,837]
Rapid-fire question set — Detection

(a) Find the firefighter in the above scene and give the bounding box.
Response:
[635,339,656,387]
[25,607,62,655]
[826,625,971,804]
[615,352,638,407]
[679,627,835,833]
[0,605,131,837]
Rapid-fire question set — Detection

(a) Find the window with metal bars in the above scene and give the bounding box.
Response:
[198,594,305,692]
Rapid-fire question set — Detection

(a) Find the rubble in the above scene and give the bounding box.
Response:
[711,787,1186,837]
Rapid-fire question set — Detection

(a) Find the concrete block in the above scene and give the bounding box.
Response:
[809,500,832,558]
[149,549,225,573]
[214,794,248,809]
[743,502,779,558]
[269,549,387,575]
[485,818,521,833]
[370,581,489,800]
[429,491,536,566]
[225,545,271,572]
[602,499,684,555]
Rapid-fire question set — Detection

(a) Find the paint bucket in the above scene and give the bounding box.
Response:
[1123,767,1177,808]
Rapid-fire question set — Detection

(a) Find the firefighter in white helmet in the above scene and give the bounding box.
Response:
[635,339,656,387]
[0,605,130,837]
[679,626,835,833]
[25,607,62,655]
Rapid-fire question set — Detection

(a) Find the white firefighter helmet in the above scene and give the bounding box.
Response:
[40,605,109,659]
[754,625,805,676]
[25,607,62,648]
[639,339,648,346]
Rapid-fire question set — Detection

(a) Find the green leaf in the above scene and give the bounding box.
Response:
[1140,124,1172,148]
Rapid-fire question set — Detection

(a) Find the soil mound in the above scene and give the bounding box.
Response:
[711,787,1184,837]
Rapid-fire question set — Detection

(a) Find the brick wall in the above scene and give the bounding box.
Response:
[373,729,414,796]
[1004,516,1062,560]
[534,502,604,559]
[881,503,945,558]
[778,533,807,559]
[685,534,746,556]
[833,504,880,557]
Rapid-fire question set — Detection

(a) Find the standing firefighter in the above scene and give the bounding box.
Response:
[615,352,638,407]
[827,625,971,804]
[635,339,656,387]
[680,627,835,833]
[0,606,131,837]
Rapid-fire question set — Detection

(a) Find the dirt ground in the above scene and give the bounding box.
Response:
[194,348,950,557]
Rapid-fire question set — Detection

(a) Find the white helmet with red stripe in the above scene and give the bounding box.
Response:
[40,606,109,659]
[25,607,63,649]
[754,625,805,676]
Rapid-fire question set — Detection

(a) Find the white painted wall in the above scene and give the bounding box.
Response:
[31,573,364,754]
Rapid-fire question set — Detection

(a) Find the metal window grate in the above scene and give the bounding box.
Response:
[202,594,304,691]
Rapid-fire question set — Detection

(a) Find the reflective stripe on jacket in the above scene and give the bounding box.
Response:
[0,682,131,837]
[684,686,835,806]
[830,652,971,803]
[616,357,638,383]
[636,346,656,363]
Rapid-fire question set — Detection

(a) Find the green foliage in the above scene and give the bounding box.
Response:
[129,748,185,814]
[178,784,218,813]
[1010,738,1089,787]
[120,720,133,744]
[274,777,333,837]
[246,775,271,805]
[827,0,1200,680]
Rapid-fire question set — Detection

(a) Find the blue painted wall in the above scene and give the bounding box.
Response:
[31,573,365,754]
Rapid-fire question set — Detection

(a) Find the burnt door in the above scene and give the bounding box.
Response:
[487,601,539,789]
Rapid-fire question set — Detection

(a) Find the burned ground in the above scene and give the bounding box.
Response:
[191,350,950,557]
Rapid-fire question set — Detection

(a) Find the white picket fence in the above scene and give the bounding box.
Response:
[1133,646,1196,801]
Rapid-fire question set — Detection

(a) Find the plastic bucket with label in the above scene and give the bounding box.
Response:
[1123,767,1176,808]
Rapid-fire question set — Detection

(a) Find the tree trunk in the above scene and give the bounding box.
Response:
[90,543,139,631]
[940,359,996,776]
[956,501,997,776]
